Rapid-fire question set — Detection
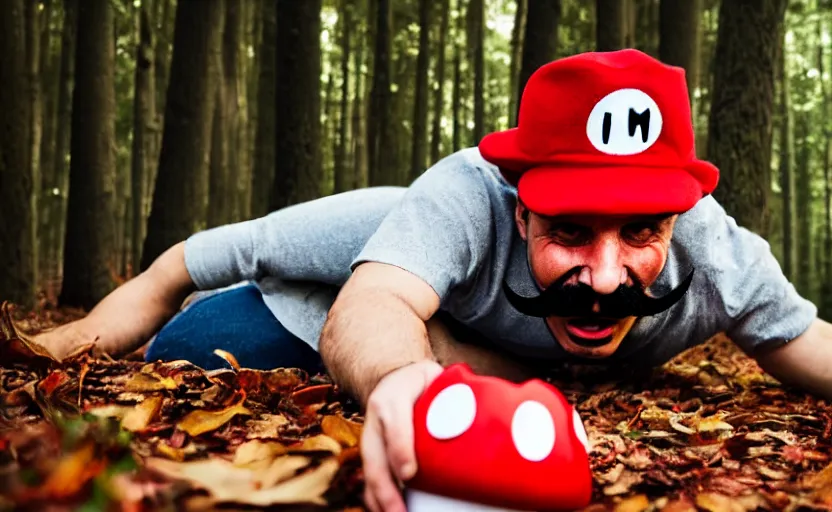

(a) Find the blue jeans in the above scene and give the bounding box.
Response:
[145,283,325,372]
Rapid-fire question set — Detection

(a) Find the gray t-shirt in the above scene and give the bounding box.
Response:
[183,147,817,367]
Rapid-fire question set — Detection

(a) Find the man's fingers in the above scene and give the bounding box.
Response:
[361,409,406,512]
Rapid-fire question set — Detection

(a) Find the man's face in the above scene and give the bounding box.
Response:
[515,203,677,359]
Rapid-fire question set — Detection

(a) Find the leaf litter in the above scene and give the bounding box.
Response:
[1,300,832,511]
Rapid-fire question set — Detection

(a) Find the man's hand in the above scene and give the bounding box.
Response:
[361,359,444,512]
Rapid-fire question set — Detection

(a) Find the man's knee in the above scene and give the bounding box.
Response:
[425,316,539,383]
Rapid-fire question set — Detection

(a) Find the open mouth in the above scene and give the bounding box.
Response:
[565,318,618,347]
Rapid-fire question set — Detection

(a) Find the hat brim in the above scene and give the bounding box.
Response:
[517,165,704,217]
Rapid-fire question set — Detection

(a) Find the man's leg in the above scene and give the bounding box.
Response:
[144,283,324,372]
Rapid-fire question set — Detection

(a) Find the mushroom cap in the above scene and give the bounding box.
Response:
[407,364,593,511]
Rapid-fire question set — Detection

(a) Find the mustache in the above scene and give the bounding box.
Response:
[503,266,694,318]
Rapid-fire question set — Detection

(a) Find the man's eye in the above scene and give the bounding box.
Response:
[623,223,658,242]
[550,224,590,243]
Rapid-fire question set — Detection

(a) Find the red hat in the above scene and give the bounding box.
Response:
[406,364,592,511]
[478,49,718,216]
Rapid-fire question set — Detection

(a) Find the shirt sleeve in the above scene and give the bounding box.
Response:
[182,186,409,290]
[687,196,817,355]
[350,153,496,303]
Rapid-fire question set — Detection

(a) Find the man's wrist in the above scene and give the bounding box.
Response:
[358,358,441,405]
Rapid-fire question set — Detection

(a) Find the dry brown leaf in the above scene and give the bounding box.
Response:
[124,371,177,392]
[38,442,107,498]
[121,395,163,432]
[695,492,745,512]
[213,349,241,371]
[177,403,251,437]
[291,434,342,454]
[321,414,363,447]
[232,440,287,467]
[258,455,312,488]
[244,413,289,439]
[155,442,186,462]
[144,455,338,506]
[614,494,649,512]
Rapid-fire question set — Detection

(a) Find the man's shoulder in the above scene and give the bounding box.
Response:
[418,147,514,192]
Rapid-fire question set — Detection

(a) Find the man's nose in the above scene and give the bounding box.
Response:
[578,237,626,295]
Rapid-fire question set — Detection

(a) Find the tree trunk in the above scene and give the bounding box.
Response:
[49,0,77,288]
[141,0,225,270]
[707,0,787,237]
[596,0,627,51]
[509,0,527,128]
[410,0,431,180]
[469,0,485,145]
[26,0,44,295]
[131,0,155,274]
[0,0,34,307]
[271,0,323,208]
[430,0,451,162]
[335,0,353,193]
[367,0,392,186]
[658,0,701,104]
[60,0,117,309]
[452,0,464,152]
[517,0,561,124]
[777,40,796,283]
[351,11,368,189]
[251,0,276,217]
[39,1,60,286]
[795,114,812,298]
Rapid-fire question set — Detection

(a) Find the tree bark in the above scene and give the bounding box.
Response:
[509,0,527,128]
[60,0,117,309]
[517,0,560,124]
[351,9,368,189]
[795,114,812,298]
[251,0,276,217]
[777,39,796,283]
[659,0,702,104]
[468,0,485,146]
[596,0,627,51]
[452,0,464,152]
[430,0,451,162]
[335,0,353,193]
[410,0,431,180]
[0,0,34,307]
[271,0,323,208]
[141,0,225,270]
[367,0,392,186]
[707,0,787,237]
[131,0,155,274]
[25,0,43,294]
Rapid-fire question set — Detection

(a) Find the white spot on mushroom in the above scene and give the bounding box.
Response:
[573,409,591,453]
[511,400,555,462]
[426,383,476,440]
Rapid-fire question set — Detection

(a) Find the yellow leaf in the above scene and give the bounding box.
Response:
[321,415,363,447]
[291,435,342,455]
[233,440,287,467]
[257,455,313,488]
[122,395,163,432]
[124,372,178,392]
[177,403,251,437]
[213,349,241,371]
[695,493,745,512]
[155,442,186,462]
[614,494,649,512]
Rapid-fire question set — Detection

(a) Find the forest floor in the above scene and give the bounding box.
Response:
[1,301,832,511]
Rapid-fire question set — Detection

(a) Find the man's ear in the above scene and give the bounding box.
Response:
[515,201,529,241]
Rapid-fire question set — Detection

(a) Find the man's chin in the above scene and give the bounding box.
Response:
[546,316,636,359]
[555,333,624,358]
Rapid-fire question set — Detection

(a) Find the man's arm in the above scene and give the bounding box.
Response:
[36,242,196,358]
[754,318,832,401]
[319,261,441,403]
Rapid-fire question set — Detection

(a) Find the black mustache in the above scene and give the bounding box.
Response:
[503,267,694,318]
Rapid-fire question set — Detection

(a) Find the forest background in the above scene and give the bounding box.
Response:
[0,0,828,322]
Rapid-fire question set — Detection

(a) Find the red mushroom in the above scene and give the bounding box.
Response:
[405,363,592,512]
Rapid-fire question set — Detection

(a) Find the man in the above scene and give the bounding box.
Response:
[36,50,832,512]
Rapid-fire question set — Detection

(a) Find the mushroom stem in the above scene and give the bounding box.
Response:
[405,488,530,512]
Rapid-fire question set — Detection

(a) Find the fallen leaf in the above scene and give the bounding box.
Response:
[124,371,177,392]
[177,403,251,437]
[121,395,163,432]
[290,434,342,455]
[233,440,287,467]
[321,414,363,447]
[213,349,240,371]
[695,492,745,512]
